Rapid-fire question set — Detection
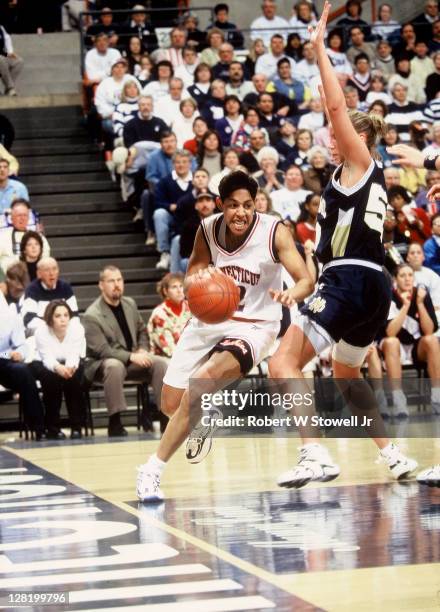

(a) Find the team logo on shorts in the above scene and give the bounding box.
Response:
[308,296,326,314]
[219,339,249,355]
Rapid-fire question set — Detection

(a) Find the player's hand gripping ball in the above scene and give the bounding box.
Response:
[187,270,240,324]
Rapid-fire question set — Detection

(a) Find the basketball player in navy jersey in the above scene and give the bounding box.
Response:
[385,142,440,488]
[269,2,418,488]
[136,171,314,502]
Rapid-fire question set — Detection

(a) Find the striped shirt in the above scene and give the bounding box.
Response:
[385,102,425,142]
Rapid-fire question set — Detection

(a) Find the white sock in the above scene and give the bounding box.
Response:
[392,389,407,402]
[431,387,440,404]
[380,441,395,456]
[146,454,166,475]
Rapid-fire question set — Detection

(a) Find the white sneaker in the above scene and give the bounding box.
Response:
[377,443,418,480]
[145,231,156,246]
[417,465,440,487]
[156,252,170,270]
[391,390,409,418]
[277,443,340,489]
[186,407,221,464]
[136,464,164,503]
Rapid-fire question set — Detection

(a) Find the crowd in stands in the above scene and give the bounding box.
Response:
[1,0,440,438]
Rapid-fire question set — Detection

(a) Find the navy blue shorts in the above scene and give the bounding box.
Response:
[300,264,392,348]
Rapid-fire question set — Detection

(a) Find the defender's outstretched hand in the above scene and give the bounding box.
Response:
[386,145,425,168]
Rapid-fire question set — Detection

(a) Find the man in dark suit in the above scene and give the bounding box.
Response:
[83,265,168,436]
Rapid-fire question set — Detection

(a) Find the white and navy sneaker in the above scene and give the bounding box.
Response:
[277,443,340,489]
[136,464,164,503]
[186,407,221,464]
[377,443,418,479]
[417,465,440,487]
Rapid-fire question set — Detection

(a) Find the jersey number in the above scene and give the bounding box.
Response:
[237,285,246,312]
[364,183,387,238]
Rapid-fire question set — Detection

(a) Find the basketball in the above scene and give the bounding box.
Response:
[187,272,240,324]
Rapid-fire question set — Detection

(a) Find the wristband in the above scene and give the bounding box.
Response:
[423,154,439,170]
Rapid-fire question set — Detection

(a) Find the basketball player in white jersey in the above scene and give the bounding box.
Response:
[137,171,314,502]
[269,2,418,489]
[385,142,440,488]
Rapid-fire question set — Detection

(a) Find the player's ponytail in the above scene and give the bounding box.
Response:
[348,110,387,160]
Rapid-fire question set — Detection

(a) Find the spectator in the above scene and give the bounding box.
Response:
[423,97,440,125]
[413,0,439,41]
[94,57,131,145]
[406,242,440,320]
[32,300,86,440]
[295,41,320,85]
[254,187,281,217]
[211,3,244,50]
[215,95,243,147]
[171,98,199,148]
[136,54,153,89]
[255,34,295,81]
[388,55,426,105]
[0,159,29,214]
[289,0,317,41]
[257,92,283,132]
[250,0,290,46]
[238,128,268,173]
[199,28,225,68]
[154,77,188,127]
[141,131,178,245]
[142,60,173,104]
[303,145,332,194]
[4,261,28,314]
[181,12,205,51]
[295,192,320,244]
[298,97,325,130]
[22,257,78,334]
[253,145,284,192]
[381,263,440,416]
[232,106,261,151]
[243,38,266,78]
[20,230,44,281]
[84,32,121,85]
[425,51,440,102]
[147,273,191,358]
[384,165,401,190]
[0,299,45,439]
[411,40,435,85]
[270,164,311,220]
[187,62,213,110]
[212,42,236,82]
[200,79,226,127]
[123,95,167,149]
[286,128,313,169]
[0,200,50,273]
[388,185,431,245]
[112,78,141,139]
[151,26,187,69]
[377,124,400,167]
[173,46,199,89]
[225,61,255,100]
[326,28,353,81]
[83,265,168,436]
[374,39,395,81]
[416,169,440,211]
[368,99,388,119]
[365,76,391,107]
[0,21,23,95]
[346,53,372,102]
[428,19,440,54]
[424,213,440,274]
[372,3,400,42]
[346,27,376,66]
[382,209,409,273]
[285,33,303,62]
[86,6,120,48]
[386,82,425,142]
[392,23,416,60]
[123,36,144,76]
[272,119,296,162]
[267,57,310,110]
[242,73,269,109]
[337,0,371,42]
[126,4,155,49]
[153,150,193,270]
[197,129,223,176]
[183,116,208,155]
[178,192,217,273]
[209,148,241,195]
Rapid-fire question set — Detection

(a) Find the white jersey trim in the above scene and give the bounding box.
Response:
[323,258,382,273]
[331,158,375,196]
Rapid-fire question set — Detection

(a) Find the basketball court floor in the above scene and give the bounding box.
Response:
[0,428,439,611]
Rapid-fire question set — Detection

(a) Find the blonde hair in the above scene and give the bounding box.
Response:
[348,110,387,159]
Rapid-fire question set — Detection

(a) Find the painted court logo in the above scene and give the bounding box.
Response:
[308,296,326,314]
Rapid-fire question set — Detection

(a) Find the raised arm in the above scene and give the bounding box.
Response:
[309,2,371,171]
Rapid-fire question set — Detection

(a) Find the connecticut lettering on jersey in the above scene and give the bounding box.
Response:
[201,212,283,321]
[315,159,387,265]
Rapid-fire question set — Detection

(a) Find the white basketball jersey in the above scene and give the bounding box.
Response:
[201,212,283,321]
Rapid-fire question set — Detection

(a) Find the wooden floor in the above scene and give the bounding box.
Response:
[0,430,439,611]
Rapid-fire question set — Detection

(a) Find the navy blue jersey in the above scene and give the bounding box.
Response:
[315,159,388,266]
